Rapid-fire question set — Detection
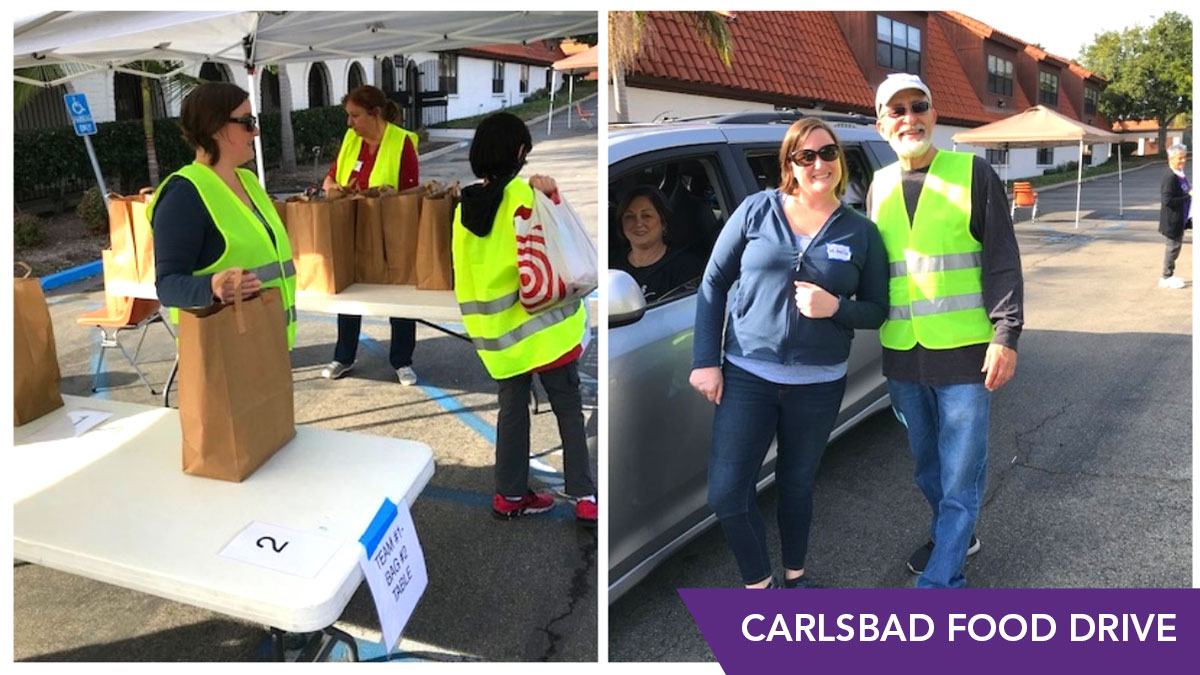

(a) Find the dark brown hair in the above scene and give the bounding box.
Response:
[179,81,249,165]
[342,85,401,124]
[777,117,849,198]
[614,186,674,249]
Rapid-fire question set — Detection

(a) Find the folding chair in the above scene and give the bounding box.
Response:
[575,101,595,129]
[1011,181,1038,222]
[76,296,174,395]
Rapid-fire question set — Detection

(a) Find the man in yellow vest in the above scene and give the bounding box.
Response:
[867,73,1024,588]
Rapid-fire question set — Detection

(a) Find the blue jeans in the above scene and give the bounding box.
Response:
[707,362,846,585]
[887,378,990,589]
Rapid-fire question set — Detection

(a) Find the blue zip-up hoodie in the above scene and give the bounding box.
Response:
[693,190,889,369]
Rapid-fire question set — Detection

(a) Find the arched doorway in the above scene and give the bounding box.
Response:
[348,62,366,91]
[381,57,396,93]
[308,62,331,107]
[199,61,232,83]
[113,72,167,121]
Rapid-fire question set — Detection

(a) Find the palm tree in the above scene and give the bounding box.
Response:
[132,62,201,186]
[608,11,735,124]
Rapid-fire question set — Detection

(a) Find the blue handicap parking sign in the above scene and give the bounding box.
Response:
[64,93,97,136]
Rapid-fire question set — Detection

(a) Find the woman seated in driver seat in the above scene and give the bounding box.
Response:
[613,186,706,303]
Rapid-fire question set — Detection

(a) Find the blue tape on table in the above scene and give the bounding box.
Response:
[359,498,398,558]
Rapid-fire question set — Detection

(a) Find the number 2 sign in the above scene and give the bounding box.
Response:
[219,522,341,578]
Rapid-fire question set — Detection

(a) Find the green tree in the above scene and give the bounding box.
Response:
[608,11,734,124]
[1080,12,1191,154]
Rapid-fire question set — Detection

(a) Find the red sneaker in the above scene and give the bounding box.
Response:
[492,490,555,520]
[574,497,597,526]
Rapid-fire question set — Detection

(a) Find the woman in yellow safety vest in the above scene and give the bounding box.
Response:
[453,112,596,525]
[149,81,297,348]
[320,85,423,386]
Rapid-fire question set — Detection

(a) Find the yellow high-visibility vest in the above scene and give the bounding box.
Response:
[334,123,418,188]
[451,177,586,379]
[871,150,993,350]
[148,162,297,348]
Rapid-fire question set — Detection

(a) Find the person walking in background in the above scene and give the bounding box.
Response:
[452,112,597,525]
[690,118,888,588]
[150,81,297,349]
[321,84,422,385]
[867,73,1024,588]
[1158,143,1191,289]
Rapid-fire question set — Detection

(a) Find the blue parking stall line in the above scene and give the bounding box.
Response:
[1099,222,1128,233]
[420,484,576,520]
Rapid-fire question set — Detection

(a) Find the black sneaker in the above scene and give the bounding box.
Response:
[783,574,817,589]
[906,535,981,575]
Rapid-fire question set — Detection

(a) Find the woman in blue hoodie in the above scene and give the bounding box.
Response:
[690,118,889,588]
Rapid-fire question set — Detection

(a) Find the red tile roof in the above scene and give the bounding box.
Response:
[460,42,566,66]
[1113,118,1190,132]
[626,11,1105,129]
[629,12,874,112]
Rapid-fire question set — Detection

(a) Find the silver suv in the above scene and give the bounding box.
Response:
[607,112,899,601]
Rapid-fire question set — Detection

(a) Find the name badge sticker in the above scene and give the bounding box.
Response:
[826,243,852,261]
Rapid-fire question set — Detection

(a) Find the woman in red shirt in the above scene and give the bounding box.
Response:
[320,85,421,385]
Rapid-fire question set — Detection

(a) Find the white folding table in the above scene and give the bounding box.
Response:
[103,281,469,406]
[13,395,436,660]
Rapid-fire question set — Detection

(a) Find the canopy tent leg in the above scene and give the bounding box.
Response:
[547,70,556,136]
[1075,140,1083,228]
[1118,143,1124,216]
[242,18,266,188]
[567,73,574,130]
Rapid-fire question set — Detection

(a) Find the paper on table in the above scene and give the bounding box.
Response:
[358,498,428,651]
[24,408,114,443]
[219,522,344,578]
[68,409,112,436]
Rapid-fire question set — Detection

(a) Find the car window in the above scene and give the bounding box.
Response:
[610,153,731,307]
[743,143,873,212]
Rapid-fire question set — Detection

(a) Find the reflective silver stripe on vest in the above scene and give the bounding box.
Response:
[250,259,296,284]
[889,292,985,320]
[288,305,297,323]
[889,252,983,278]
[459,290,521,317]
[470,302,580,352]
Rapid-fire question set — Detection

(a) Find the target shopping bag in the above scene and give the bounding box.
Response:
[515,191,598,313]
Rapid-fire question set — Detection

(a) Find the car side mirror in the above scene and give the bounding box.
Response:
[608,269,647,327]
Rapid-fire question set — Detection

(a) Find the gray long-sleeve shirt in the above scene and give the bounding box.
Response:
[865,153,1024,385]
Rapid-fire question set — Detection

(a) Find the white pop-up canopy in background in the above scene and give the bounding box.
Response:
[952,105,1125,227]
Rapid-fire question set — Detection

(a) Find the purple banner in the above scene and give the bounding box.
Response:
[679,588,1198,674]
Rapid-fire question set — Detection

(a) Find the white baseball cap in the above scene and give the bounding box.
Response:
[875,73,932,117]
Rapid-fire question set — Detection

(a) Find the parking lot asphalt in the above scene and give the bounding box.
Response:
[12,101,600,662]
[609,161,1192,661]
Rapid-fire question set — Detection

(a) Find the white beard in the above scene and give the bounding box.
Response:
[890,135,933,159]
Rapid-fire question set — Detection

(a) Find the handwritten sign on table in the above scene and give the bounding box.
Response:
[358,498,428,651]
[219,522,342,578]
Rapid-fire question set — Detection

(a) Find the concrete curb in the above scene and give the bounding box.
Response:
[525,93,598,126]
[1020,160,1164,195]
[420,140,469,161]
[40,260,102,290]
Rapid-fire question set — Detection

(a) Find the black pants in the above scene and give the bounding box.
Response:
[495,360,595,499]
[1163,235,1184,278]
[334,315,415,369]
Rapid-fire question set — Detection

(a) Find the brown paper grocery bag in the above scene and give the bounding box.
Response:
[14,262,65,426]
[383,187,424,285]
[280,196,356,294]
[415,182,459,290]
[177,272,295,482]
[354,188,390,284]
[107,189,156,285]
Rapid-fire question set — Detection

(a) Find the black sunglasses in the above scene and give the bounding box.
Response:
[228,114,258,132]
[886,100,931,118]
[789,144,841,167]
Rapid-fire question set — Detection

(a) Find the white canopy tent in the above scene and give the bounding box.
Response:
[547,45,598,134]
[952,105,1123,228]
[14,11,596,184]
